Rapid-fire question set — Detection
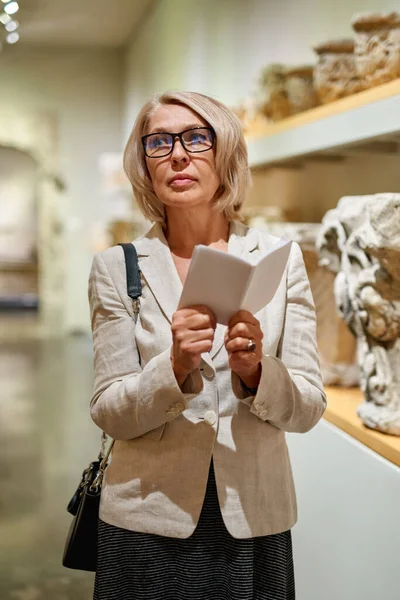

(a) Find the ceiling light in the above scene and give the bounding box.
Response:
[5,18,18,31]
[6,31,19,43]
[4,2,19,15]
[0,12,11,24]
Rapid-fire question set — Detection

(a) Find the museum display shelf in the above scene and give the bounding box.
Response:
[324,386,400,467]
[245,79,400,168]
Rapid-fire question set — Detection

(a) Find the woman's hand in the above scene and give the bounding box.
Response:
[171,305,217,387]
[225,310,264,389]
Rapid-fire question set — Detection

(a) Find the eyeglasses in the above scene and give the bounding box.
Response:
[142,127,215,158]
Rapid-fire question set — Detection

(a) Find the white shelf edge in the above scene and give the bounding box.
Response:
[246,93,400,168]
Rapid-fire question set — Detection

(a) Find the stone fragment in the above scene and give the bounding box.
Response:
[317,194,400,435]
[313,38,364,104]
[352,12,400,87]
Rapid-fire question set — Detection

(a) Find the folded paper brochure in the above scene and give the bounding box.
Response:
[178,238,292,325]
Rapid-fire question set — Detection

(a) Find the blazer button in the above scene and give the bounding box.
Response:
[203,364,214,378]
[204,410,217,426]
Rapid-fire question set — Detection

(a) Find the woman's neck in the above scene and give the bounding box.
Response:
[164,209,230,256]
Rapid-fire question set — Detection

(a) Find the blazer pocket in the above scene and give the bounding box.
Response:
[139,423,166,441]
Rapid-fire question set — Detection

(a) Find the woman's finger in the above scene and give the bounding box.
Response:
[228,310,259,328]
[179,339,214,355]
[227,321,263,342]
[175,328,215,344]
[226,336,259,354]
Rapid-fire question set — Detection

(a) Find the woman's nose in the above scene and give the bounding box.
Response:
[170,138,189,163]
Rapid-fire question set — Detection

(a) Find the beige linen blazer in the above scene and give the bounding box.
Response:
[89,220,326,539]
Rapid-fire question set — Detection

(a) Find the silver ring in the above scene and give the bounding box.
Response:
[247,339,256,352]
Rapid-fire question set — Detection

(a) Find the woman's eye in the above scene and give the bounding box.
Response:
[148,135,169,149]
[187,131,206,144]
[191,133,206,142]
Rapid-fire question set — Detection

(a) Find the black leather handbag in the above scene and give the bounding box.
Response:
[62,242,142,572]
[62,436,114,571]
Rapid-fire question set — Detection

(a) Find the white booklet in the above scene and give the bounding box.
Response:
[178,238,292,325]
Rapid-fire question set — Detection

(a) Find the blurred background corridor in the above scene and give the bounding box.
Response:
[0,328,97,598]
[1,0,399,599]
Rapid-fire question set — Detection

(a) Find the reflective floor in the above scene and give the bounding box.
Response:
[0,317,100,599]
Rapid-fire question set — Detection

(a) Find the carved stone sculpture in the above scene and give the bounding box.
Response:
[258,64,291,121]
[317,194,400,435]
[352,12,400,87]
[285,65,319,115]
[313,39,364,104]
[258,64,318,121]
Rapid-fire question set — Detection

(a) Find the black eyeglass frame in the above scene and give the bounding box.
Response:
[141,127,215,158]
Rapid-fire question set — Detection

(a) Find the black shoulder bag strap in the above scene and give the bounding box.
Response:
[95,243,142,478]
[96,244,141,467]
[118,242,142,316]
[62,242,144,573]
[94,243,142,470]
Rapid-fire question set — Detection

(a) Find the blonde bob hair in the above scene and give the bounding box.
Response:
[123,91,251,224]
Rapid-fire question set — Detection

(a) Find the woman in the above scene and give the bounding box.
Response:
[89,91,326,600]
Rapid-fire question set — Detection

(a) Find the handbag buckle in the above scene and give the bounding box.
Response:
[89,471,103,493]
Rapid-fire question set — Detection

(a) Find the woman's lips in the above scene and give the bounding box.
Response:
[169,178,196,187]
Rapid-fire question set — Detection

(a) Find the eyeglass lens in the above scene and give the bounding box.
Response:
[144,128,213,157]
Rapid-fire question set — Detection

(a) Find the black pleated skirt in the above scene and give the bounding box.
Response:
[94,459,295,600]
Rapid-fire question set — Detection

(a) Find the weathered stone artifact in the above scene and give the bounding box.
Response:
[313,38,364,104]
[258,63,291,121]
[352,12,400,87]
[317,194,400,435]
[258,64,318,121]
[285,65,319,115]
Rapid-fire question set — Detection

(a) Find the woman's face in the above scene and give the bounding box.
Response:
[144,104,220,213]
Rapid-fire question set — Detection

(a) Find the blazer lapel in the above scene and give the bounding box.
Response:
[136,223,182,324]
[210,222,260,360]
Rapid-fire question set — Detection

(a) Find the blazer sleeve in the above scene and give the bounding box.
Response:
[236,242,326,433]
[88,252,203,441]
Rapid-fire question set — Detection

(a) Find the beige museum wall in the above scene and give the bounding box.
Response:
[0,46,123,333]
